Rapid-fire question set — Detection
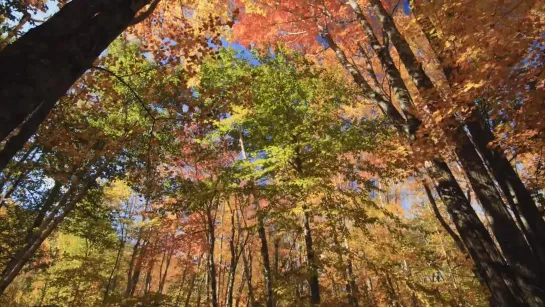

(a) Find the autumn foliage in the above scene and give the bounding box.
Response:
[0,0,545,306]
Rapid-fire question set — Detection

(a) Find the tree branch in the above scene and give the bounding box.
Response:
[130,0,162,26]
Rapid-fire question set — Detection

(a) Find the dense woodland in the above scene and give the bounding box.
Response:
[0,0,544,306]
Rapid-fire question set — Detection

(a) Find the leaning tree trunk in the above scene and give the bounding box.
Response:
[323,24,525,304]
[0,0,152,159]
[422,182,467,255]
[412,5,545,268]
[365,1,545,303]
[0,164,102,294]
[205,204,219,307]
[0,100,52,173]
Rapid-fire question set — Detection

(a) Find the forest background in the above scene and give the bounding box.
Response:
[0,0,544,306]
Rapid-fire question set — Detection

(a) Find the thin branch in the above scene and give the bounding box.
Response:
[91,66,155,120]
[130,0,162,26]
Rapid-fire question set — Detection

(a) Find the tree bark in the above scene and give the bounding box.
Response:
[323,19,524,305]
[411,7,545,264]
[158,247,173,294]
[0,98,52,173]
[257,212,274,307]
[226,206,238,307]
[427,159,526,305]
[0,0,153,142]
[104,227,126,303]
[365,1,545,303]
[468,105,545,266]
[302,208,320,305]
[183,273,197,307]
[125,227,143,297]
[0,144,36,190]
[422,182,467,255]
[206,204,219,307]
[241,248,256,307]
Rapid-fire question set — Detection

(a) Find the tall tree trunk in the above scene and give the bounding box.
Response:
[206,204,219,307]
[240,134,273,306]
[322,21,525,305]
[0,0,153,143]
[451,123,545,303]
[235,268,247,307]
[183,273,197,307]
[427,159,526,305]
[422,182,468,255]
[0,144,36,189]
[412,8,545,262]
[158,248,173,294]
[144,260,155,294]
[241,248,256,307]
[273,238,280,277]
[257,212,274,307]
[302,209,320,305]
[344,236,359,307]
[468,109,545,264]
[173,263,188,305]
[226,206,238,307]
[362,1,545,303]
[125,228,143,297]
[129,239,148,297]
[104,227,126,303]
[182,254,202,307]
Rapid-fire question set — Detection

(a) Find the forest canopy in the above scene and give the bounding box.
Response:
[0,0,544,306]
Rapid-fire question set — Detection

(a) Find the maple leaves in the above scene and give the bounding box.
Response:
[1,0,545,305]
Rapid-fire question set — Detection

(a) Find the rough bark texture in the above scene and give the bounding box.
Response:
[467,117,545,265]
[453,124,545,303]
[0,0,150,142]
[427,159,525,306]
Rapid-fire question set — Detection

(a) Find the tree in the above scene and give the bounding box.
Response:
[231,0,545,304]
[0,0,231,172]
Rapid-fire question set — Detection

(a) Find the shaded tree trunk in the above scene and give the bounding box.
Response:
[241,248,256,307]
[158,247,173,294]
[104,227,126,303]
[427,159,526,305]
[0,99,52,173]
[422,182,467,255]
[257,212,274,307]
[0,0,152,143]
[125,228,143,297]
[226,206,238,307]
[206,204,219,307]
[303,209,320,305]
[322,19,524,305]
[183,273,198,307]
[0,144,36,189]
